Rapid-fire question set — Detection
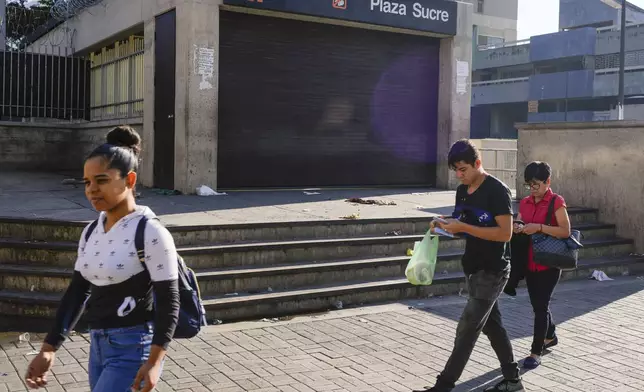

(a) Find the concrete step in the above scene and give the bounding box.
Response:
[0,237,633,296]
[130,254,644,322]
[573,222,615,240]
[1,255,642,329]
[0,207,599,245]
[0,234,468,268]
[0,253,460,295]
[0,226,630,269]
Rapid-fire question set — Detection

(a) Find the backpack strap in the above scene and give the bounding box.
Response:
[135,216,149,269]
[84,219,99,243]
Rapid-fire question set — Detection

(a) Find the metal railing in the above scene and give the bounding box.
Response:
[0,45,91,122]
[596,21,644,32]
[477,39,530,51]
[595,64,644,75]
[472,77,529,87]
[90,35,144,121]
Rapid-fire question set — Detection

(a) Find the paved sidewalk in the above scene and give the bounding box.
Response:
[1,277,643,391]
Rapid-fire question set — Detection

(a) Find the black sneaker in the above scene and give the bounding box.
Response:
[482,379,525,392]
[544,336,558,350]
[503,286,517,297]
[412,387,450,392]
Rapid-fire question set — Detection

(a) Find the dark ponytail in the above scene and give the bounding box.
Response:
[87,126,141,178]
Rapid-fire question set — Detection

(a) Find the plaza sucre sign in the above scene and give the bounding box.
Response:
[223,0,458,36]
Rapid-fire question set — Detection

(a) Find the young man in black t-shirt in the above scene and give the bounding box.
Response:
[414,139,524,392]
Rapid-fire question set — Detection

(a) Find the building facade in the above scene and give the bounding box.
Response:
[469,0,518,47]
[471,0,644,139]
[27,0,475,193]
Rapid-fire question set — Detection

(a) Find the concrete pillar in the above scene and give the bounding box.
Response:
[436,1,473,190]
[140,18,156,188]
[173,0,220,194]
[140,0,219,194]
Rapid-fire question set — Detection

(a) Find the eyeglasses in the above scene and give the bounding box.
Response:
[523,182,542,191]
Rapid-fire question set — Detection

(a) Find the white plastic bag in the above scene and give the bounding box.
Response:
[196,185,227,196]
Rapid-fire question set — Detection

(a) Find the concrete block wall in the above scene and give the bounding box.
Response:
[516,120,644,252]
[0,120,142,173]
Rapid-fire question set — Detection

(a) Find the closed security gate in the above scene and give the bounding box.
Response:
[218,11,441,189]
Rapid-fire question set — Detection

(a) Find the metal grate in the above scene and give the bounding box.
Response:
[0,45,90,122]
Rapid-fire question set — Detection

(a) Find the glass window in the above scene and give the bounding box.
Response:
[478,35,505,47]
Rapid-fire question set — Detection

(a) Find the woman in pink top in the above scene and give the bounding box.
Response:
[515,161,571,369]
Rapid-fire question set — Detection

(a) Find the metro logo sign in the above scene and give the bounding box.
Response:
[333,0,347,10]
[223,0,458,36]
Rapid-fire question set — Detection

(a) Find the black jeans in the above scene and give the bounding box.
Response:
[526,268,561,355]
[436,269,519,390]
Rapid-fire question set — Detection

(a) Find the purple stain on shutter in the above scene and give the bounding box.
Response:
[370,47,440,164]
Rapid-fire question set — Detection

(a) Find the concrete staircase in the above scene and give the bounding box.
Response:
[0,207,641,330]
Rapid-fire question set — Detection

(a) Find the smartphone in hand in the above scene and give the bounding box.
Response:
[433,227,456,238]
[513,219,525,234]
[432,217,456,238]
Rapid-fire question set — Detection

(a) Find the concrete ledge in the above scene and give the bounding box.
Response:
[0,208,600,247]
[0,206,598,229]
[0,118,142,129]
[516,120,644,130]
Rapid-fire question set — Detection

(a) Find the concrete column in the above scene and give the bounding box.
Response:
[173,0,220,194]
[140,18,156,188]
[436,1,473,190]
[140,0,219,194]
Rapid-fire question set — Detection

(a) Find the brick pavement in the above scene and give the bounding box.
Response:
[2,277,644,392]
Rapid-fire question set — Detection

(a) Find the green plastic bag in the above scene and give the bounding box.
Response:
[405,230,439,285]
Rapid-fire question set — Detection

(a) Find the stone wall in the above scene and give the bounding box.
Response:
[516,120,644,252]
[0,119,143,174]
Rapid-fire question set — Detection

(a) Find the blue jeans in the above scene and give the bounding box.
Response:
[88,323,157,392]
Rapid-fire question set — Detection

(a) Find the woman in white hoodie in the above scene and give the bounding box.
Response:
[25,126,180,392]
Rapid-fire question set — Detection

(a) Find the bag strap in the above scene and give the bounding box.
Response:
[545,195,557,226]
[135,216,149,269]
[84,219,99,243]
[136,217,190,291]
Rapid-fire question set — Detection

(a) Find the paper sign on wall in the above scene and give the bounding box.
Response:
[456,60,469,95]
[196,47,215,90]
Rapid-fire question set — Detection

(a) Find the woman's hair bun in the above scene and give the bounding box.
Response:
[106,125,142,155]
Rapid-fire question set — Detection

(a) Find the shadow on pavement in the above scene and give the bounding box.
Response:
[410,278,644,391]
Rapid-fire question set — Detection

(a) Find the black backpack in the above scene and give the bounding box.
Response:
[85,216,207,338]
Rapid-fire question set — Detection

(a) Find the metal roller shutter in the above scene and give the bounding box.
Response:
[218,11,441,189]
